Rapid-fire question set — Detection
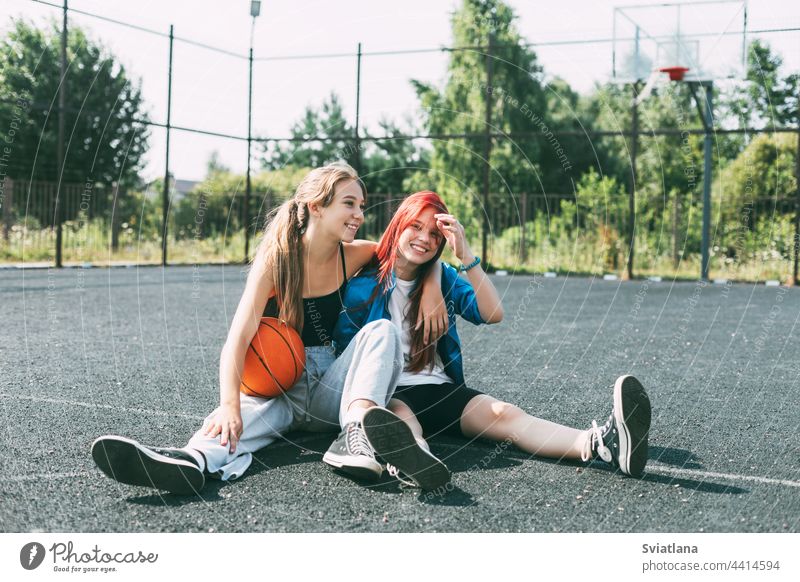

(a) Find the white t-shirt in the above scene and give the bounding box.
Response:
[388,277,452,386]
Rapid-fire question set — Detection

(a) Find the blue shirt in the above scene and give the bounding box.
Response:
[333,263,485,386]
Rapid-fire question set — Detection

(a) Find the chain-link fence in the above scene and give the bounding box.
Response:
[1,0,798,283]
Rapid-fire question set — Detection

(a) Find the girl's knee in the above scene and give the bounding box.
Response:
[386,399,424,437]
[356,320,402,370]
[489,401,525,425]
[360,319,400,342]
[387,398,413,418]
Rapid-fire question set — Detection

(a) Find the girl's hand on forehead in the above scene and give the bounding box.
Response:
[434,213,471,262]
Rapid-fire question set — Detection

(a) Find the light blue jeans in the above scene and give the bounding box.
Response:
[185,319,402,480]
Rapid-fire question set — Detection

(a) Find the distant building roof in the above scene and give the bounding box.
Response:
[143,177,200,201]
[174,179,199,196]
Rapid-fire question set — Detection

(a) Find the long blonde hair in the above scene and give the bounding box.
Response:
[254,162,365,332]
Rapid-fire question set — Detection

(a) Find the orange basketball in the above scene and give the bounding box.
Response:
[240,317,305,398]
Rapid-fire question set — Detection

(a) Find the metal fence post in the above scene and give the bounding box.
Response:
[700,82,713,281]
[481,33,494,268]
[244,45,254,264]
[792,118,800,286]
[161,24,174,267]
[626,81,640,281]
[354,42,362,174]
[2,177,12,242]
[111,182,121,252]
[673,191,681,269]
[519,191,527,263]
[55,0,68,268]
[385,193,392,239]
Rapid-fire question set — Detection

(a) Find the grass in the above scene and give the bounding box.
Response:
[0,224,249,266]
[1,224,794,282]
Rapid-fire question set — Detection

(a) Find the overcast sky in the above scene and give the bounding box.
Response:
[4,0,799,182]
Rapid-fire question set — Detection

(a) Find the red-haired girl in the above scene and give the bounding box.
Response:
[334,191,652,490]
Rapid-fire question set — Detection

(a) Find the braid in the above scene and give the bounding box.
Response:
[296,201,309,234]
[287,201,305,240]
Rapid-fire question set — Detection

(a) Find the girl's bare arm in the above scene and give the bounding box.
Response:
[208,259,274,452]
[345,239,447,343]
[435,214,503,324]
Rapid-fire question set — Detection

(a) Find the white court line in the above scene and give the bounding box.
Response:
[10,465,800,489]
[433,442,800,489]
[0,393,205,421]
[646,464,800,489]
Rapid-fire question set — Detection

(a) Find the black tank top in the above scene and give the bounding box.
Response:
[263,243,347,347]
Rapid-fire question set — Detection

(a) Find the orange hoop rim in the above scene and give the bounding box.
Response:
[659,66,690,81]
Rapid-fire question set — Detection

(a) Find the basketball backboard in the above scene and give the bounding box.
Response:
[611,0,748,84]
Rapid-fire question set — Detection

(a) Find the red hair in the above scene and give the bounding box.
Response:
[375,191,449,372]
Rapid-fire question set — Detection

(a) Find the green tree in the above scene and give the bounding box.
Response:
[206,150,231,175]
[0,19,149,188]
[412,0,549,229]
[495,167,628,272]
[261,92,356,170]
[579,79,713,262]
[723,40,800,130]
[361,118,430,195]
[543,77,625,193]
[562,168,628,270]
[260,94,427,196]
[172,164,311,238]
[713,133,797,262]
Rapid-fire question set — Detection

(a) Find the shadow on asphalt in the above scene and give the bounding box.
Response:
[416,484,476,507]
[127,489,219,506]
[434,438,747,496]
[123,435,746,507]
[126,433,336,505]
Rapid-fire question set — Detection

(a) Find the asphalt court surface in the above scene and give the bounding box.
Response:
[1,265,798,532]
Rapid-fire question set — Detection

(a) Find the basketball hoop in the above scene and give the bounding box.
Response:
[659,66,690,82]
[634,66,691,106]
[633,67,689,105]
[634,69,666,106]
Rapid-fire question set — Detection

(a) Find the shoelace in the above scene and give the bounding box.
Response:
[346,423,375,458]
[385,439,433,488]
[386,463,417,488]
[152,447,187,461]
[581,419,613,463]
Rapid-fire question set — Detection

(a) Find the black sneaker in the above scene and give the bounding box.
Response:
[322,421,383,481]
[583,375,651,477]
[362,407,451,491]
[91,435,205,495]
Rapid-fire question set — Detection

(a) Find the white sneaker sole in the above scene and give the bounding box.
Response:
[613,375,652,477]
[322,449,383,482]
[91,435,204,495]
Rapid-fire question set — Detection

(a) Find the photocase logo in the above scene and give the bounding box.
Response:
[20,542,46,570]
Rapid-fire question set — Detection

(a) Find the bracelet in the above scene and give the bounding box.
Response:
[459,256,481,272]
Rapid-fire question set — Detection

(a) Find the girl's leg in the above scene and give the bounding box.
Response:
[318,320,402,479]
[460,395,586,460]
[461,376,651,477]
[91,393,297,494]
[387,398,425,443]
[185,392,295,480]
[322,319,403,427]
[187,346,340,480]
[362,402,451,490]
